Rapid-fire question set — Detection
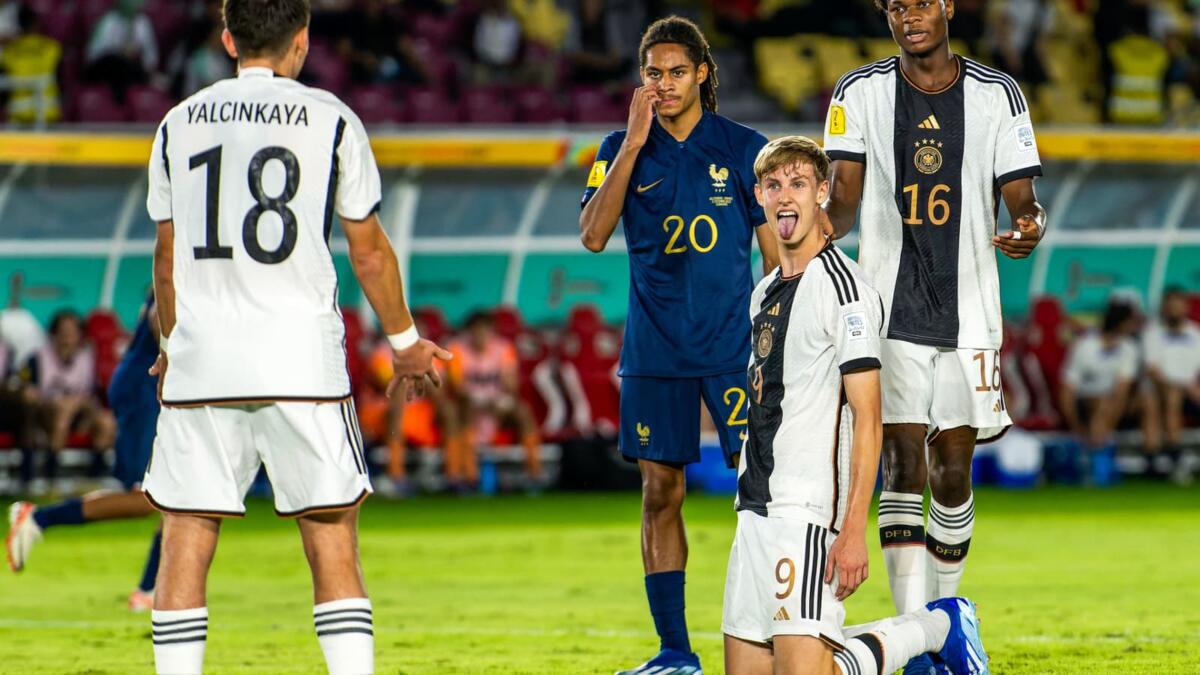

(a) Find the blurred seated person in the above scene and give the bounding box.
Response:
[1058,300,1157,481]
[1142,286,1200,480]
[358,330,462,495]
[0,0,18,48]
[339,0,427,85]
[447,311,542,487]
[0,5,61,124]
[462,0,535,84]
[19,310,116,485]
[563,0,633,85]
[166,0,233,97]
[84,0,159,103]
[0,272,45,366]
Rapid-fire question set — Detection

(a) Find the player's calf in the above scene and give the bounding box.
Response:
[299,509,373,675]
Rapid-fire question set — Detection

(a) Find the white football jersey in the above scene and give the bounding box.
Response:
[735,245,883,532]
[147,67,382,404]
[824,56,1042,351]
[1063,332,1139,398]
[1142,320,1200,387]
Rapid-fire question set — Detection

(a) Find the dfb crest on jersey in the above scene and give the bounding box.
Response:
[914,139,943,175]
[709,164,729,189]
[756,324,774,359]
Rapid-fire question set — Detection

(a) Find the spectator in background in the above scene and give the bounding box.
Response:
[0,273,45,366]
[0,337,30,478]
[563,0,634,85]
[447,311,543,489]
[1,5,62,124]
[341,0,427,85]
[988,0,1051,87]
[18,310,115,491]
[84,0,159,103]
[1058,300,1151,484]
[167,0,232,98]
[1142,286,1200,482]
[0,0,18,49]
[462,0,529,84]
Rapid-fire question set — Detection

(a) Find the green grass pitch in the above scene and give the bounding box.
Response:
[1,483,1196,673]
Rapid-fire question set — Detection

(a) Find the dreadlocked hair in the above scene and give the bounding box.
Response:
[638,15,719,113]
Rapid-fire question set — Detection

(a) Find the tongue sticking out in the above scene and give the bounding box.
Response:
[777,214,799,240]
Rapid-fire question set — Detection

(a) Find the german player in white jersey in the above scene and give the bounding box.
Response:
[722,136,990,675]
[144,2,449,673]
[821,2,1047,662]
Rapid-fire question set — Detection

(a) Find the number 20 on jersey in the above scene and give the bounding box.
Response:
[662,214,718,254]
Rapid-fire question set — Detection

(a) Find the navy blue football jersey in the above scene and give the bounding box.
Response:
[582,113,768,377]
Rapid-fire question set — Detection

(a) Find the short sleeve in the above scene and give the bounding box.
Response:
[1117,342,1139,381]
[822,262,882,375]
[1062,341,1086,388]
[146,121,172,222]
[335,115,383,220]
[741,131,769,228]
[581,132,619,208]
[993,84,1043,186]
[1142,327,1163,371]
[823,81,866,164]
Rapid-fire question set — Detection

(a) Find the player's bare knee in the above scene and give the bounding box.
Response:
[929,462,972,505]
[881,435,927,493]
[641,467,685,517]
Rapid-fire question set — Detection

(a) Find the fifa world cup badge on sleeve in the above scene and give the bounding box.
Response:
[828,105,846,135]
[587,160,608,188]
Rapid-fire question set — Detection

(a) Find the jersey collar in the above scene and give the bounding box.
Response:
[238,67,275,79]
[650,109,708,145]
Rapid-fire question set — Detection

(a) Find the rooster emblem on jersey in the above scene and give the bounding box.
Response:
[636,423,651,446]
[709,164,729,189]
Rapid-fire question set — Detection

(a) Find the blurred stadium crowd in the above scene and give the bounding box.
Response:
[0,0,1199,126]
[1,278,1199,495]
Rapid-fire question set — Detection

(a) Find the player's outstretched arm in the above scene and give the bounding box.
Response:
[821,159,865,240]
[580,86,659,252]
[825,367,881,601]
[995,177,1047,259]
[342,212,451,400]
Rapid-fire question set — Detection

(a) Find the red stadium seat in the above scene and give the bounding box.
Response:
[302,41,349,95]
[128,85,174,123]
[348,85,406,125]
[412,306,451,345]
[30,1,80,45]
[78,0,116,33]
[74,85,128,123]
[142,0,189,54]
[514,86,568,123]
[411,12,458,48]
[463,86,518,124]
[1187,293,1200,324]
[1025,296,1076,414]
[86,309,126,393]
[406,86,463,124]
[559,304,621,436]
[408,39,457,91]
[0,432,15,448]
[569,86,625,124]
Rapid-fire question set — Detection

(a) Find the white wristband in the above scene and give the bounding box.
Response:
[387,325,420,351]
[159,333,169,351]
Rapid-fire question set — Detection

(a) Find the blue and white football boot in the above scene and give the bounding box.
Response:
[902,653,942,675]
[928,597,989,675]
[615,648,701,675]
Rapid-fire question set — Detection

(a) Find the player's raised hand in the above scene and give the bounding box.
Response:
[625,85,660,149]
[825,531,869,601]
[387,338,453,402]
[993,214,1042,259]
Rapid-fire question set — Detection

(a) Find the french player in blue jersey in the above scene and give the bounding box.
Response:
[580,16,778,675]
[7,295,164,611]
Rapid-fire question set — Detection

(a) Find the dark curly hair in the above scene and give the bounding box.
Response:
[638,16,719,113]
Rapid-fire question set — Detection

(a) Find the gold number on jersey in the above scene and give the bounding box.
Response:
[662,214,719,254]
[775,557,796,599]
[723,387,748,427]
[902,183,952,226]
[973,351,1001,392]
[751,365,764,404]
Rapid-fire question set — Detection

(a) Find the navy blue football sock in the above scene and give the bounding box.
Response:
[138,531,162,592]
[32,498,85,529]
[645,571,691,653]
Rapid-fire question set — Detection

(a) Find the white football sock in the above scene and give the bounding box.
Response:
[927,493,974,600]
[878,491,927,614]
[152,607,207,675]
[835,607,951,675]
[314,597,374,675]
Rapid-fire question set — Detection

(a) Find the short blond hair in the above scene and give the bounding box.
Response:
[753,135,830,184]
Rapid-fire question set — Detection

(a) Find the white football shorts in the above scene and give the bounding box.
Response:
[723,510,846,648]
[880,338,1013,443]
[143,400,372,517]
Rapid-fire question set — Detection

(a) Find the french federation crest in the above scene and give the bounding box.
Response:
[709,164,729,189]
